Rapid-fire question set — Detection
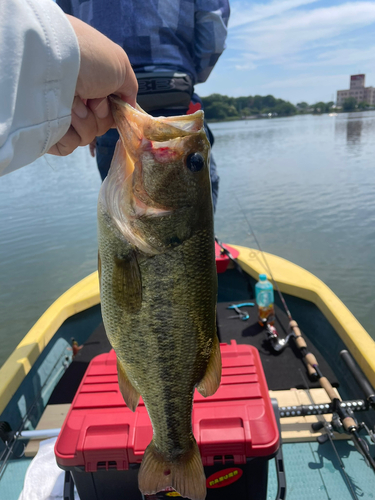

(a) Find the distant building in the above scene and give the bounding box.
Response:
[336,74,375,106]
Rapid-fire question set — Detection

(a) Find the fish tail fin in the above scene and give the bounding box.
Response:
[138,439,206,500]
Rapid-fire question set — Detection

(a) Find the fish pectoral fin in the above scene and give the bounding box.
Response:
[113,250,142,312]
[139,438,206,500]
[117,359,140,412]
[196,335,222,397]
[98,251,102,284]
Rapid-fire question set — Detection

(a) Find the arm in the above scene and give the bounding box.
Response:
[194,0,230,84]
[0,0,138,175]
[0,0,79,175]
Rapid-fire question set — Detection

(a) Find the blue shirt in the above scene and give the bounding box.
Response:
[57,0,230,84]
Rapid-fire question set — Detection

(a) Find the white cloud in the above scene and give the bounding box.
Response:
[288,45,375,69]
[200,1,375,102]
[229,2,375,65]
[262,73,349,89]
[235,62,258,70]
[229,0,320,28]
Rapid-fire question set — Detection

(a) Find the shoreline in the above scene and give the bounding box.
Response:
[206,107,375,123]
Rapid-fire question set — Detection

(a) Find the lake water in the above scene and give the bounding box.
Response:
[1,111,375,368]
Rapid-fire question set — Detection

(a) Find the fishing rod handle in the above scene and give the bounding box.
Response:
[295,336,307,349]
[303,352,318,378]
[290,320,302,337]
[340,350,375,402]
[305,352,318,367]
[320,376,341,402]
[342,416,357,433]
[306,362,317,378]
[278,399,368,418]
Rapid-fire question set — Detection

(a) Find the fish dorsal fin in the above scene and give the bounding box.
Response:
[117,358,140,412]
[196,335,222,397]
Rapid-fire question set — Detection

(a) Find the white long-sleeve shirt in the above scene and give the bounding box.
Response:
[0,0,80,175]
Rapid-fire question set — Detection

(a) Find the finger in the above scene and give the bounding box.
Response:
[47,126,81,156]
[117,54,138,108]
[89,138,97,158]
[70,99,114,146]
[88,98,110,119]
[68,16,138,105]
[89,99,115,136]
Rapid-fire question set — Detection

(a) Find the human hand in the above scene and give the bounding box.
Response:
[48,15,138,157]
[89,138,96,158]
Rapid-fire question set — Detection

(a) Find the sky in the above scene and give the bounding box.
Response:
[197,0,375,104]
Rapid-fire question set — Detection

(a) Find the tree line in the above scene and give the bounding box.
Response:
[201,94,371,121]
[201,94,296,120]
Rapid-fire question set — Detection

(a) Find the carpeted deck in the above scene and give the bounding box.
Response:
[216,300,339,391]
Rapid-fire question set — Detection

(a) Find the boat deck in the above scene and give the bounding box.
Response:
[3,439,374,500]
[3,313,373,500]
[1,265,375,499]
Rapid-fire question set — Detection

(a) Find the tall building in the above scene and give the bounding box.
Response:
[336,74,375,106]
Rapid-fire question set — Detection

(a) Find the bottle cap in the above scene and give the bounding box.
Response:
[259,274,267,281]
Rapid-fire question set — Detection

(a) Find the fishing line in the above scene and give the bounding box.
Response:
[234,195,293,321]
[43,155,57,172]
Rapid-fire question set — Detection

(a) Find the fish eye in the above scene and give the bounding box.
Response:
[186,153,204,172]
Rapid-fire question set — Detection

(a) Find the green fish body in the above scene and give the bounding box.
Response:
[97,97,221,500]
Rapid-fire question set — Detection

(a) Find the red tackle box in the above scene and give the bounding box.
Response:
[55,341,279,500]
[215,242,239,273]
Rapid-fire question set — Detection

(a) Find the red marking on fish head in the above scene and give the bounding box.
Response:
[152,146,179,163]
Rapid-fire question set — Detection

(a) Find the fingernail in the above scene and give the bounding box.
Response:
[94,98,109,119]
[72,97,88,119]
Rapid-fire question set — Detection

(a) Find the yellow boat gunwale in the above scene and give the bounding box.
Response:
[0,272,100,416]
[0,245,374,416]
[232,245,375,388]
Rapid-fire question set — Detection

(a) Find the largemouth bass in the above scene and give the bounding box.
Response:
[97,96,221,500]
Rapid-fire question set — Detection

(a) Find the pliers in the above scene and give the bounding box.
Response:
[227,302,255,321]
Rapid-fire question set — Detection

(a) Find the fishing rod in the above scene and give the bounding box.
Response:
[216,237,291,352]
[298,369,360,500]
[215,236,254,298]
[234,198,375,475]
[278,398,369,417]
[0,348,72,479]
[341,349,375,411]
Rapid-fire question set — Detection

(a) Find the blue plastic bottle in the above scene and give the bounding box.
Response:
[255,274,275,325]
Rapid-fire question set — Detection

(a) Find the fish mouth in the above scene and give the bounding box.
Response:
[109,96,205,218]
[109,95,204,141]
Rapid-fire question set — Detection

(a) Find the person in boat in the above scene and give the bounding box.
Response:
[0,0,138,176]
[56,0,230,211]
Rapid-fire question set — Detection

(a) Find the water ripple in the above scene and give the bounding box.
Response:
[1,113,375,366]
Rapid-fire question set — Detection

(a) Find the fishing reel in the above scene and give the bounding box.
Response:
[265,323,293,353]
[309,351,375,474]
[0,421,14,445]
[311,404,355,443]
[0,421,26,464]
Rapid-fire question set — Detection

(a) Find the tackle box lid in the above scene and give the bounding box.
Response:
[215,242,239,273]
[55,340,279,471]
